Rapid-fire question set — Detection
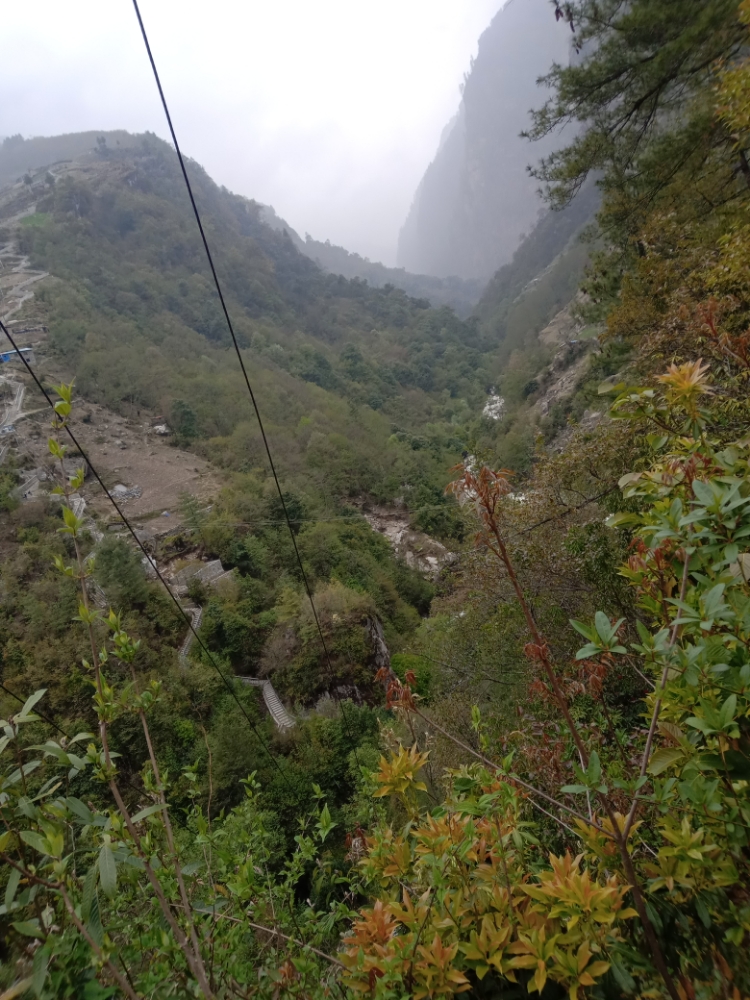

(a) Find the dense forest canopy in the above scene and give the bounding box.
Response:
[3,0,750,997]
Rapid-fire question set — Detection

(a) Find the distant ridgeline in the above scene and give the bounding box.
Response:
[0,131,141,191]
[0,129,596,485]
[257,205,485,318]
[397,0,573,280]
[0,132,505,500]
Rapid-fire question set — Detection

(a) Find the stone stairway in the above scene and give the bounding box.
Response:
[241,677,296,731]
[178,606,203,666]
[178,608,296,730]
[0,235,50,325]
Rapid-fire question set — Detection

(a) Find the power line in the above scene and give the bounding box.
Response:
[0,679,161,806]
[0,319,297,797]
[169,505,463,530]
[0,681,69,740]
[130,0,365,762]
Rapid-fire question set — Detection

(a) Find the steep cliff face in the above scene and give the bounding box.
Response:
[397,0,572,280]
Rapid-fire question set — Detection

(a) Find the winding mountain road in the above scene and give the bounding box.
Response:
[0,231,49,324]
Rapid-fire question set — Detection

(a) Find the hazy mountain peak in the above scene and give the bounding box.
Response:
[397,0,572,280]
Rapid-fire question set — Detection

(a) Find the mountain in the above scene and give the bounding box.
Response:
[0,131,140,190]
[258,205,484,317]
[0,131,510,507]
[3,6,749,995]
[0,130,600,499]
[0,128,599,709]
[397,0,572,280]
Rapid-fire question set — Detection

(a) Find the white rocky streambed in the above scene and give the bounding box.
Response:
[357,502,457,579]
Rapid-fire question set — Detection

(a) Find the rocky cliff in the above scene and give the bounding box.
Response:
[397,0,572,280]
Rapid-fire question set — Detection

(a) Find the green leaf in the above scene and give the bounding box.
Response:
[635,620,652,644]
[587,751,602,786]
[646,434,668,451]
[82,866,97,921]
[695,895,712,929]
[67,731,94,746]
[618,472,643,488]
[598,379,626,396]
[702,583,727,617]
[594,611,615,643]
[87,890,103,948]
[32,946,48,997]
[605,511,641,528]
[7,760,42,785]
[686,716,713,735]
[695,753,725,771]
[121,853,145,870]
[719,694,737,729]
[648,747,685,775]
[570,619,595,641]
[610,957,636,994]
[692,479,715,506]
[98,842,117,899]
[34,742,70,765]
[12,919,44,939]
[131,802,167,824]
[316,803,336,843]
[4,868,21,911]
[20,831,49,855]
[18,689,46,720]
[61,506,80,532]
[575,642,603,660]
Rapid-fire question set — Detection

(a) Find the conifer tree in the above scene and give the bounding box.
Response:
[531,0,748,231]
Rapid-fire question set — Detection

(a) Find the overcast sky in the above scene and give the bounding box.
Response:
[1,0,505,264]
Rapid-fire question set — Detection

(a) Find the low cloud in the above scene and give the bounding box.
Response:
[1,0,503,263]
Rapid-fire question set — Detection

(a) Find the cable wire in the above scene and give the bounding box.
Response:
[0,681,70,740]
[0,319,297,796]
[130,0,365,763]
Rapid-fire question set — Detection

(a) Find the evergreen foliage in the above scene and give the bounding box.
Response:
[5,3,750,995]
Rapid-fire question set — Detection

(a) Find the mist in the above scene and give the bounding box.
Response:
[0,0,505,264]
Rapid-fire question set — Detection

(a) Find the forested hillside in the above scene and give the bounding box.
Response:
[4,133,496,492]
[257,204,485,316]
[3,0,750,998]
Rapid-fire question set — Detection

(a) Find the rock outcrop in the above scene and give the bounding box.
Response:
[397,0,572,280]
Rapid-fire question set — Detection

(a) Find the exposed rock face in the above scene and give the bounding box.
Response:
[359,503,456,579]
[397,0,572,280]
[482,392,505,421]
[365,616,391,675]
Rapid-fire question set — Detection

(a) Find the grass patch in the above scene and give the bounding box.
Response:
[20,212,51,228]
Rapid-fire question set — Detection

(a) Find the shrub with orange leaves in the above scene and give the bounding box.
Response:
[341,756,636,999]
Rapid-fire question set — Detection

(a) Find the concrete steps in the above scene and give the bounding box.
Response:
[177,607,294,729]
[241,677,296,731]
[178,606,203,666]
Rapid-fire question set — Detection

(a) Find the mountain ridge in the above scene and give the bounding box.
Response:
[397,0,572,279]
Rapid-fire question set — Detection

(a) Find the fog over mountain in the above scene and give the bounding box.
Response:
[398,0,572,280]
[0,0,503,266]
